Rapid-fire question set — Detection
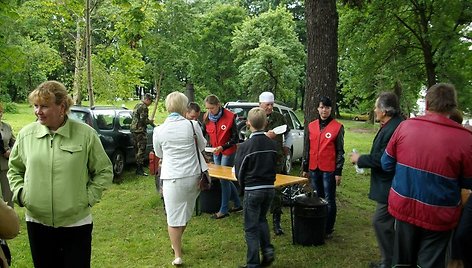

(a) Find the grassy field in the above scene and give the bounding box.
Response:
[4,103,382,267]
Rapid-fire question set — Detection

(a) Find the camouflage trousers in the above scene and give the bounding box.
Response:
[133,132,147,166]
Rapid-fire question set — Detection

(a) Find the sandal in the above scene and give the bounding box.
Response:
[211,212,229,219]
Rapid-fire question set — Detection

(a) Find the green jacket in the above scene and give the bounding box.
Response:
[7,118,113,227]
[131,102,152,133]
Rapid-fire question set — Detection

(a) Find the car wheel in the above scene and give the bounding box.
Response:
[112,150,125,176]
[236,120,248,142]
[283,149,293,174]
[354,116,359,121]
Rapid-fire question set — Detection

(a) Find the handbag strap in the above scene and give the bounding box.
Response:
[189,120,204,173]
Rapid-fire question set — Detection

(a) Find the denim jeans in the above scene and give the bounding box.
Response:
[213,153,241,214]
[309,169,336,234]
[244,189,275,268]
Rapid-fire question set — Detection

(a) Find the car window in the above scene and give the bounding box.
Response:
[118,112,132,130]
[94,110,115,130]
[69,111,93,127]
[226,106,254,120]
[289,111,303,130]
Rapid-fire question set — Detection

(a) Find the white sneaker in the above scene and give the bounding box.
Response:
[172,257,183,266]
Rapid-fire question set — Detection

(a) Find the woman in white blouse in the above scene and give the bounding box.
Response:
[153,91,208,266]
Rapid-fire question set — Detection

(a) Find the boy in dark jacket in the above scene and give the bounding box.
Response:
[235,107,278,268]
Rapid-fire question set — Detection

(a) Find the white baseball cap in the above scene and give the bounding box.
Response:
[259,92,274,103]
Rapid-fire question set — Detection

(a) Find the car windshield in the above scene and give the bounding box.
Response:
[227,106,254,120]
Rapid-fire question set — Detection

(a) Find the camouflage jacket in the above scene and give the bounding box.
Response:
[131,102,152,133]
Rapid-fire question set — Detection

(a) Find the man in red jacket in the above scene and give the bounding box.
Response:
[303,96,345,238]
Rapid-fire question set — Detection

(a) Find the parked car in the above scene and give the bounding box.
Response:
[69,106,153,177]
[353,112,370,121]
[224,101,304,173]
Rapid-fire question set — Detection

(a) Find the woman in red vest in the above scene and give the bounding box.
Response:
[203,95,242,219]
[302,96,345,238]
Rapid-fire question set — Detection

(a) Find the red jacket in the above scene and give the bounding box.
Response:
[308,119,342,172]
[205,109,237,156]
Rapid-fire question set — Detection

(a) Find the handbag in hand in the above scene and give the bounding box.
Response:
[189,120,212,191]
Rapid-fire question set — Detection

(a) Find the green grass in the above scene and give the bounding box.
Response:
[5,105,382,267]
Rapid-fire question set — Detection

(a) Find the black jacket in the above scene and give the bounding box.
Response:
[234,132,277,192]
[357,115,404,203]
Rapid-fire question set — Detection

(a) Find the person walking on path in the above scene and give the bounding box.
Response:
[153,91,207,266]
[381,83,472,267]
[131,93,154,176]
[350,92,404,268]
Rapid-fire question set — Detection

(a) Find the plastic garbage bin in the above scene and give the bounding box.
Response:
[293,192,328,246]
[198,179,221,214]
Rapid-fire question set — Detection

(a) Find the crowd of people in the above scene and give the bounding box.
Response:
[0,81,471,268]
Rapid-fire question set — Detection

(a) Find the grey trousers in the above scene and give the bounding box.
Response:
[393,219,451,267]
[373,202,394,266]
[0,170,13,207]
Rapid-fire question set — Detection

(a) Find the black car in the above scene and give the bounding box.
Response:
[69,105,153,177]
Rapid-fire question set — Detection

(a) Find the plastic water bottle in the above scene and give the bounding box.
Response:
[352,149,365,174]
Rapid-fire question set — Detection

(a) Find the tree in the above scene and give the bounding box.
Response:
[231,6,305,103]
[191,4,246,102]
[338,0,472,114]
[304,0,338,125]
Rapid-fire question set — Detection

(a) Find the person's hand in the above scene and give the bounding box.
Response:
[335,175,342,186]
[3,150,10,159]
[350,152,360,164]
[265,130,277,139]
[302,171,308,178]
[213,146,223,155]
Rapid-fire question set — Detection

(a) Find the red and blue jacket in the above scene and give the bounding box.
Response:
[381,113,472,231]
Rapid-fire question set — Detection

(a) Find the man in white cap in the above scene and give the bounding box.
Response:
[256,91,292,236]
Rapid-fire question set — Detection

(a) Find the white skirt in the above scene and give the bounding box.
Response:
[162,174,200,227]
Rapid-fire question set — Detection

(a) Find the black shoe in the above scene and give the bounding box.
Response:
[136,165,148,176]
[261,255,274,267]
[273,213,284,236]
[229,206,243,213]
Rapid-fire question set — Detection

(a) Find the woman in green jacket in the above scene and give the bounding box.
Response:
[7,81,113,268]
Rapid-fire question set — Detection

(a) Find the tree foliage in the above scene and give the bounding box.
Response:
[232,6,305,103]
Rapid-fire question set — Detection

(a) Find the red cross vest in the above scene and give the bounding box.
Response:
[308,119,342,172]
[205,109,237,156]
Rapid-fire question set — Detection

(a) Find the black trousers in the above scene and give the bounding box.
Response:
[393,219,451,268]
[451,197,472,267]
[27,221,93,268]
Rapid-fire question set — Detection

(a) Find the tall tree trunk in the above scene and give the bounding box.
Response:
[73,18,83,105]
[86,0,94,107]
[422,41,436,88]
[186,82,195,102]
[304,0,338,124]
[304,0,338,154]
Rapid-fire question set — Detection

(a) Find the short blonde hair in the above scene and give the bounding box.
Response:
[248,107,267,131]
[165,91,188,115]
[28,81,74,113]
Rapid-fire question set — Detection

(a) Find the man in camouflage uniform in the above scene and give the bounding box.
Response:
[257,92,292,236]
[131,93,154,176]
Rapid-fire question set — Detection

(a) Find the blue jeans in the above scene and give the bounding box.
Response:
[213,153,241,214]
[244,189,275,268]
[309,169,336,234]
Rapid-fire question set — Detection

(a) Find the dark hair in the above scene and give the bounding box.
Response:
[377,92,400,117]
[187,102,201,113]
[319,96,332,107]
[425,83,457,113]
[144,93,153,100]
[449,109,463,124]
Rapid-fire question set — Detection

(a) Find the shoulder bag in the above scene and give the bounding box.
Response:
[189,120,211,191]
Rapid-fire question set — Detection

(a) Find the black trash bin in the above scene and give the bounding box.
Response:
[198,179,221,214]
[293,192,328,246]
